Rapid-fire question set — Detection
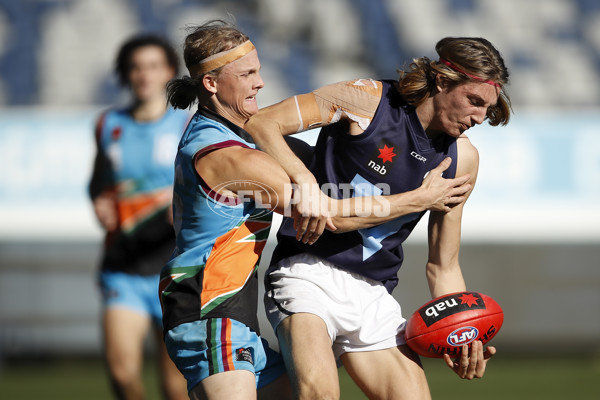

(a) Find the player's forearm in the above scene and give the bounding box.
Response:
[426,248,467,299]
[328,213,383,233]
[245,118,315,185]
[426,205,468,298]
[426,262,467,298]
[327,190,426,233]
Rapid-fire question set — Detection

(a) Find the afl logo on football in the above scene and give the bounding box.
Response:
[447,326,479,347]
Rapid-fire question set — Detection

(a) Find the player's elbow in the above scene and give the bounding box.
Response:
[244,114,279,143]
[243,116,262,138]
[426,261,441,282]
[426,260,459,278]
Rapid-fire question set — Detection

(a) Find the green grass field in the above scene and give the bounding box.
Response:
[1,355,599,399]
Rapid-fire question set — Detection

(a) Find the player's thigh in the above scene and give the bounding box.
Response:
[153,328,187,397]
[277,313,339,397]
[190,369,257,400]
[103,307,151,367]
[340,344,431,400]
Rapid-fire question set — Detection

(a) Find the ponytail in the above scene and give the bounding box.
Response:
[167,76,202,110]
[397,57,438,108]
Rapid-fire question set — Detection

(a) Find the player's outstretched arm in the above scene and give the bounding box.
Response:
[245,97,335,242]
[426,137,479,298]
[244,97,315,184]
[424,136,498,380]
[196,146,294,214]
[328,157,471,233]
[245,84,471,238]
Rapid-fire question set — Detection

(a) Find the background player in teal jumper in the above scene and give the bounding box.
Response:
[89,34,188,400]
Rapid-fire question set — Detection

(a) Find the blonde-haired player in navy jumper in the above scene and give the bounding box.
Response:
[245,37,512,399]
[89,34,189,400]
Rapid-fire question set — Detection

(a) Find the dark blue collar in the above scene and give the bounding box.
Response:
[197,106,255,144]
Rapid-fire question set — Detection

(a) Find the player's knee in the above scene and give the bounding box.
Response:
[107,358,141,387]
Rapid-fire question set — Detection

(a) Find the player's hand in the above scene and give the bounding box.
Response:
[443,341,496,380]
[291,181,336,245]
[420,157,471,212]
[93,193,118,232]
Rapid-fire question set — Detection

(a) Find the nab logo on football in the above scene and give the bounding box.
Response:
[419,292,485,327]
[447,326,479,346]
[367,141,398,175]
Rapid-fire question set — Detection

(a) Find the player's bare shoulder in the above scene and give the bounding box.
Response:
[312,79,383,130]
[314,78,382,98]
[455,134,479,178]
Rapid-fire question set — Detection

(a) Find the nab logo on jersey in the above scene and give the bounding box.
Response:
[367,141,398,175]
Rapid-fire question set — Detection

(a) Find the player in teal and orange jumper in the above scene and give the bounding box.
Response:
[159,20,471,400]
[89,34,189,400]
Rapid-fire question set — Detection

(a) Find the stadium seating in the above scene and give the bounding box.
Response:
[0,0,598,108]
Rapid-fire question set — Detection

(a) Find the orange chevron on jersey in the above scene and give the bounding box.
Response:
[115,186,172,234]
[200,217,271,315]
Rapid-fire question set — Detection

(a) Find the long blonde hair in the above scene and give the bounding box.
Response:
[397,37,511,126]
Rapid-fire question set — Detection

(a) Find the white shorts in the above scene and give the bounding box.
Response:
[264,253,406,358]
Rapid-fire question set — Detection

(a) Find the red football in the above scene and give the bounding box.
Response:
[405,291,504,359]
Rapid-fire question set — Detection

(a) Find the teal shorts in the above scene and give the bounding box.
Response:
[98,271,163,328]
[165,318,286,392]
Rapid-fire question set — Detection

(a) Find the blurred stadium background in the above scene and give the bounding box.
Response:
[0,0,599,398]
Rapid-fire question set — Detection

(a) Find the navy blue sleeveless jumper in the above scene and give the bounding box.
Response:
[270,80,458,293]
